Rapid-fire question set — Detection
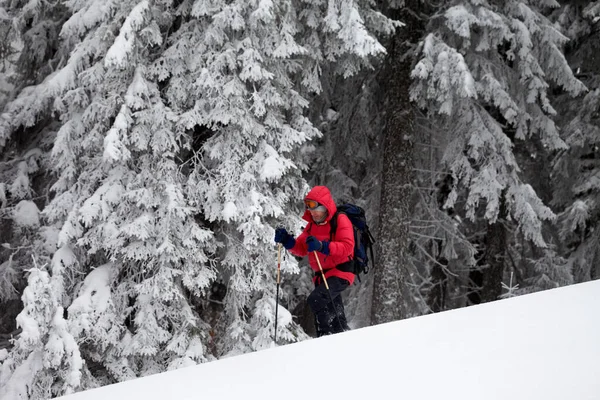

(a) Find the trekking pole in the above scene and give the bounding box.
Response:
[313,251,345,333]
[274,244,282,344]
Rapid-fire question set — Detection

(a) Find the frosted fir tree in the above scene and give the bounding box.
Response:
[409,0,585,301]
[0,259,82,399]
[2,0,218,390]
[47,0,218,382]
[0,0,393,393]
[159,0,394,355]
[0,148,50,303]
[551,1,600,283]
[411,0,584,245]
[0,0,73,317]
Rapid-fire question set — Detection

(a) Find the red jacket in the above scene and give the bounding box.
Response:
[289,186,355,285]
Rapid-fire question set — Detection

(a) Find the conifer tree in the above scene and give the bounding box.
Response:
[1,0,393,394]
[408,0,584,306]
[0,260,82,400]
[0,0,70,342]
[3,0,220,390]
[164,0,394,354]
[551,1,600,284]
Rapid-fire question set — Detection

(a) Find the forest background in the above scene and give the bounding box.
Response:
[0,0,598,398]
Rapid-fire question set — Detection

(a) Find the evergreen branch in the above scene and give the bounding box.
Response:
[413,241,459,278]
[409,231,446,241]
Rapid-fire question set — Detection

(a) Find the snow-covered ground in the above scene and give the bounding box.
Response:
[58,280,600,400]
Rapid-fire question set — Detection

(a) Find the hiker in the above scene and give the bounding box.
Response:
[274,186,354,336]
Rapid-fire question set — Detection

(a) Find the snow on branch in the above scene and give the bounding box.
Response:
[105,0,151,68]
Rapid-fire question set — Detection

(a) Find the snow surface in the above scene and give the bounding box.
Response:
[57,280,600,400]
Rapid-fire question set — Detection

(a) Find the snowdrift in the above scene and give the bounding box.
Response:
[58,280,600,400]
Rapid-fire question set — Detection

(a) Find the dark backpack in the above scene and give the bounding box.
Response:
[329,204,375,277]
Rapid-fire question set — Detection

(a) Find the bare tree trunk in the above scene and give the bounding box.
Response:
[427,256,449,313]
[468,210,508,305]
[370,5,423,325]
[480,219,507,302]
[370,108,414,323]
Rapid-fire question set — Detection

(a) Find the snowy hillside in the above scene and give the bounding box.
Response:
[57,281,600,400]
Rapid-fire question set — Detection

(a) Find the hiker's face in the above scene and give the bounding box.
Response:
[309,209,327,222]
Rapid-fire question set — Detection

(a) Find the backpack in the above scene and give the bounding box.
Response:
[329,204,375,277]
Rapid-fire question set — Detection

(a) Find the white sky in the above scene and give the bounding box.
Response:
[57,280,600,400]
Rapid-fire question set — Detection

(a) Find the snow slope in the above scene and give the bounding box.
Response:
[58,280,600,400]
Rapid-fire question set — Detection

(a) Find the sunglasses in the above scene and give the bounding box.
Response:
[304,199,321,210]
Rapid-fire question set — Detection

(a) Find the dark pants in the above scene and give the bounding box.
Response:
[308,276,350,337]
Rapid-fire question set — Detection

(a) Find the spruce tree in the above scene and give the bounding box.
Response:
[0,0,392,395]
[171,0,394,354]
[551,1,600,284]
[0,0,72,347]
[408,0,584,307]
[0,260,82,400]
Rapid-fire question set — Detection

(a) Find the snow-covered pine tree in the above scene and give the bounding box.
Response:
[2,0,219,391]
[0,0,69,347]
[410,0,585,302]
[551,1,600,284]
[0,259,82,400]
[49,0,219,382]
[1,0,394,394]
[0,148,49,303]
[161,0,394,355]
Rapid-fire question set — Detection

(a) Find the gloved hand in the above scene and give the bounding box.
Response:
[274,228,295,250]
[306,236,330,255]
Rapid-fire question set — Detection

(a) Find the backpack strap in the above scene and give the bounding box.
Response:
[330,211,356,269]
[329,211,340,242]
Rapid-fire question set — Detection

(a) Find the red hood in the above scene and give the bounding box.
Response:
[302,186,337,223]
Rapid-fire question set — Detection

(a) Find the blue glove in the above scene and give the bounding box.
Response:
[306,236,330,255]
[275,228,295,250]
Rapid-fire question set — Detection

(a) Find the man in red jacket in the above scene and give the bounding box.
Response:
[274,186,354,336]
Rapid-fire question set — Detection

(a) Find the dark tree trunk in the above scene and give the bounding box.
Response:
[426,175,456,312]
[370,4,425,325]
[480,219,507,302]
[427,256,449,313]
[468,213,507,305]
